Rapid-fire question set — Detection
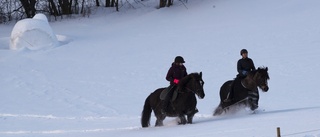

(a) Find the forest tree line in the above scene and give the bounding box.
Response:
[0,0,185,24]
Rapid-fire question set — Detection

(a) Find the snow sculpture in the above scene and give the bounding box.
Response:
[10,13,58,50]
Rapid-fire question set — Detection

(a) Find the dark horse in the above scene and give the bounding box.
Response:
[141,72,205,127]
[213,67,270,116]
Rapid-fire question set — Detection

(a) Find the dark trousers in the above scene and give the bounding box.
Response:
[227,75,246,100]
[162,85,176,112]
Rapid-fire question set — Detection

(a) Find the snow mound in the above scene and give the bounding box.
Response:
[10,13,58,50]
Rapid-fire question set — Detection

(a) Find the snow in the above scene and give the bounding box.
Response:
[10,13,58,50]
[0,0,320,136]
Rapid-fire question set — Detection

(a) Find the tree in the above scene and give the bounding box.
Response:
[19,0,37,18]
[105,0,119,11]
[96,0,100,6]
[59,0,72,15]
[159,0,173,8]
[1,0,176,24]
[48,0,60,17]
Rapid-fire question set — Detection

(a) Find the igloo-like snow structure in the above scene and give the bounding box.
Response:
[10,13,58,50]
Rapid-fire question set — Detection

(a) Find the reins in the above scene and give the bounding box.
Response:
[241,71,259,90]
[241,70,268,91]
[176,73,204,97]
[176,86,194,94]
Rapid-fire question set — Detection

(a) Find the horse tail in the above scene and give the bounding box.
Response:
[141,95,152,128]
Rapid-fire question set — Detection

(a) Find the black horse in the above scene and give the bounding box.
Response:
[213,67,270,116]
[141,72,205,127]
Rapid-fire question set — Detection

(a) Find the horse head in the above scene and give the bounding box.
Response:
[253,67,270,92]
[178,72,205,99]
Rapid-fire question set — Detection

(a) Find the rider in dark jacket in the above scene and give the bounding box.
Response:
[224,49,256,102]
[161,56,187,114]
[237,49,256,78]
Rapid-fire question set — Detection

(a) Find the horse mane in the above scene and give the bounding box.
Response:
[177,73,200,89]
[251,67,270,80]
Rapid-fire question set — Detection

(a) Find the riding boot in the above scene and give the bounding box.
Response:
[161,85,175,114]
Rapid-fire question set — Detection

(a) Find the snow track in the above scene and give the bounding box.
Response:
[0,113,141,135]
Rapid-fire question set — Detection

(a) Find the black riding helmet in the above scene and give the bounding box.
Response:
[174,56,185,63]
[240,49,248,55]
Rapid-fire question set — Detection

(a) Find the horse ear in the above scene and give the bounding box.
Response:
[200,72,202,77]
[266,67,268,71]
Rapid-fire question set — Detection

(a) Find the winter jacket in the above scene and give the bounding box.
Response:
[166,63,188,85]
[237,57,256,77]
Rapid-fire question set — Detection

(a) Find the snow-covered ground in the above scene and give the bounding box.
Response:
[1,0,320,136]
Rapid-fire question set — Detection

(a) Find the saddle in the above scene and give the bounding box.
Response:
[160,87,178,102]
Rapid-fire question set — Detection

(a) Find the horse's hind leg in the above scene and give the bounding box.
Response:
[155,114,166,126]
[213,102,224,116]
[155,119,164,126]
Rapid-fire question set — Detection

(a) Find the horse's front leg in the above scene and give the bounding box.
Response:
[187,108,199,124]
[247,90,259,110]
[187,113,194,124]
[178,114,187,125]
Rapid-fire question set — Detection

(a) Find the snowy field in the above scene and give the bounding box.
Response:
[1,0,320,136]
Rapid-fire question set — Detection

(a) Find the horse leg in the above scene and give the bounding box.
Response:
[187,113,194,124]
[178,115,187,125]
[186,107,199,124]
[155,119,164,126]
[186,110,194,124]
[155,110,166,126]
[248,90,259,110]
[213,102,223,116]
[155,114,165,126]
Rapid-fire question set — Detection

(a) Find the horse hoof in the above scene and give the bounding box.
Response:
[250,105,258,111]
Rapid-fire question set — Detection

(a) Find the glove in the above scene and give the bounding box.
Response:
[242,70,247,75]
[173,79,179,84]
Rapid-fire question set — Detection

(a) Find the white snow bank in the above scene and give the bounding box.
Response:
[10,13,58,50]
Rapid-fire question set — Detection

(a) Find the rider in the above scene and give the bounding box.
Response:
[161,56,188,114]
[224,49,256,102]
[236,49,256,78]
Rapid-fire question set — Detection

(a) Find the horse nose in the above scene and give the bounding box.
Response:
[198,92,205,99]
[264,86,269,92]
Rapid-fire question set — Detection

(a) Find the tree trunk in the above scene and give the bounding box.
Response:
[68,0,72,14]
[115,0,119,11]
[19,0,37,18]
[48,0,60,16]
[106,0,110,7]
[111,0,115,7]
[59,0,72,15]
[167,0,173,7]
[96,0,100,6]
[159,0,167,8]
[81,0,85,14]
